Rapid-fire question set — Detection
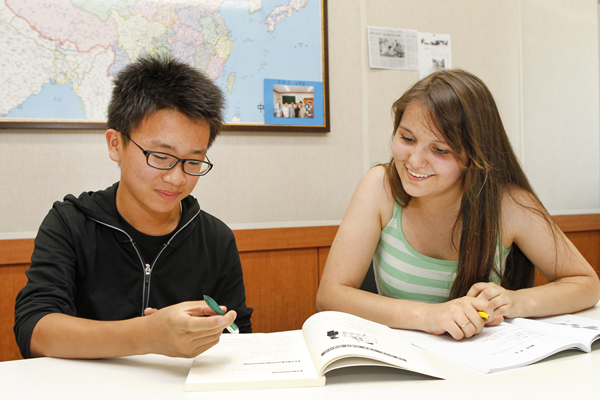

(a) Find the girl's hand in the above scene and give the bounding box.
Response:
[421,297,495,340]
[467,282,523,319]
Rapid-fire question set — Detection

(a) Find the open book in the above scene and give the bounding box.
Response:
[396,313,600,373]
[185,311,443,391]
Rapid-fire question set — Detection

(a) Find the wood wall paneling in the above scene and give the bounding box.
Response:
[534,231,600,286]
[318,247,330,281]
[1,216,599,362]
[0,265,28,362]
[0,239,34,266]
[240,248,319,333]
[564,231,600,278]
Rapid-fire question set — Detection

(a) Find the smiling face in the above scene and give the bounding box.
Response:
[106,108,210,234]
[392,103,466,204]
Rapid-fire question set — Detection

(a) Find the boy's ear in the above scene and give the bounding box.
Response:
[106,129,122,163]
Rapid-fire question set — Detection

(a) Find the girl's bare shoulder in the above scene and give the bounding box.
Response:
[354,165,397,227]
[500,185,549,243]
[500,185,545,217]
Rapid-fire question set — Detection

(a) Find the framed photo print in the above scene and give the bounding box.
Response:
[264,79,324,127]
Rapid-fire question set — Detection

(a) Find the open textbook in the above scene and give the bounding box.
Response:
[396,314,600,373]
[185,311,443,391]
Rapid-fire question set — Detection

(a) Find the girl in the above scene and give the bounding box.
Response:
[316,69,600,340]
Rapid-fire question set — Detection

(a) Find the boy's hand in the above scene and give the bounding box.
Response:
[142,301,236,358]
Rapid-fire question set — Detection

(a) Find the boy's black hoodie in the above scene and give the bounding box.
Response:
[14,182,252,358]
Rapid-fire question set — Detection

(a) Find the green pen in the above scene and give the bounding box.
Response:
[203,295,239,334]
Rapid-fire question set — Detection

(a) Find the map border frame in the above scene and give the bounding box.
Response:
[0,0,330,133]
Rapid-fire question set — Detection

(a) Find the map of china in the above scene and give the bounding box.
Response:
[0,0,310,122]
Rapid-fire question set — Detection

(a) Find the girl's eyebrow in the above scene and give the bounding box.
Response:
[397,125,412,133]
[398,125,448,145]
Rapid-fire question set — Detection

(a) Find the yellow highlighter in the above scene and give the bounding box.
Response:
[478,311,490,319]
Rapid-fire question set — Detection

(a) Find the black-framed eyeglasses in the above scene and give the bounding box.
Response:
[129,138,213,176]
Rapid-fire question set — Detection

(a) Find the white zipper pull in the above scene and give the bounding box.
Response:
[145,264,151,284]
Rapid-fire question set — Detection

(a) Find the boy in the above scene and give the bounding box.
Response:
[14,55,252,359]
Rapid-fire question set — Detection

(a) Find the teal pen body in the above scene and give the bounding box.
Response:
[203,295,239,334]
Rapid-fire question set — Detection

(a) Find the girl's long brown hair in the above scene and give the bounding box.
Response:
[386,69,545,298]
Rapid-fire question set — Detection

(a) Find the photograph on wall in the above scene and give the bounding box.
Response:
[0,0,329,132]
[418,32,452,78]
[264,79,324,127]
[367,26,418,70]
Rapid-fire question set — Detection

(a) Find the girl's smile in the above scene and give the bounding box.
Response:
[392,103,466,203]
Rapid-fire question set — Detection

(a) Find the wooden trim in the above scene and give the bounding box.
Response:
[0,226,339,265]
[1,213,599,264]
[0,239,34,266]
[233,225,339,252]
[552,214,600,233]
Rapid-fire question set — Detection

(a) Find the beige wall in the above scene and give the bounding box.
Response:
[1,0,599,238]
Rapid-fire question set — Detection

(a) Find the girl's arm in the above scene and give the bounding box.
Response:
[468,188,600,317]
[316,166,494,339]
[316,166,399,321]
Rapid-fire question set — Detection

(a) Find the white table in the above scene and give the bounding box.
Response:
[2,305,599,399]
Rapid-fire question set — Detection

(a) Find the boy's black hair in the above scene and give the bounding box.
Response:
[107,54,225,148]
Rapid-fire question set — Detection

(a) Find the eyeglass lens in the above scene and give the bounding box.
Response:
[147,153,210,175]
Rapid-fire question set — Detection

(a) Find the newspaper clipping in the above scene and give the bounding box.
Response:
[418,32,452,78]
[368,26,418,70]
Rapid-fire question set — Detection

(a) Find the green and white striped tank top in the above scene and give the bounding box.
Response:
[373,202,510,303]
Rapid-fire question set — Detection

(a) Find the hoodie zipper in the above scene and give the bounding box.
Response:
[144,264,151,300]
[90,208,201,316]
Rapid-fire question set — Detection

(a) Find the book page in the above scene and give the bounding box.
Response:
[510,314,600,351]
[302,311,443,378]
[396,317,591,373]
[185,331,325,391]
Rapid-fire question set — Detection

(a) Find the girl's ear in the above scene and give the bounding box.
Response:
[106,129,122,163]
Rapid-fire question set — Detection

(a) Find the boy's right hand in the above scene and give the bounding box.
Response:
[142,301,236,358]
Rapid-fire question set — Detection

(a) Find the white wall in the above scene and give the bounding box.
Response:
[1,0,599,238]
[521,0,600,211]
